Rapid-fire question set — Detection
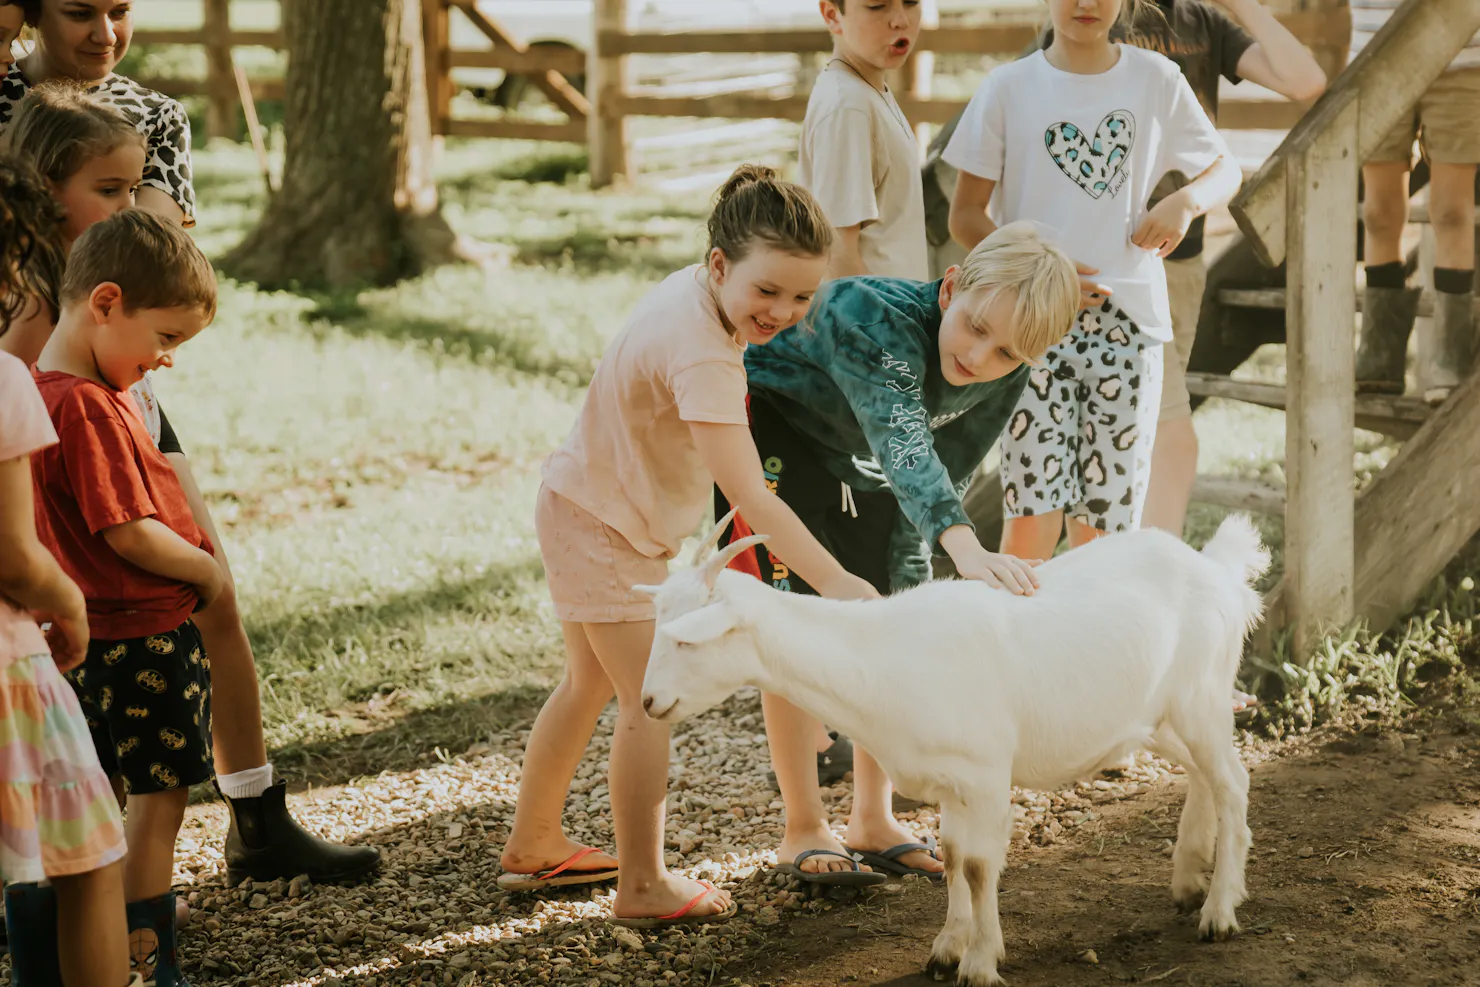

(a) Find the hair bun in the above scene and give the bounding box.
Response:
[716,164,778,202]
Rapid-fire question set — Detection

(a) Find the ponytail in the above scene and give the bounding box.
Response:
[707,164,834,263]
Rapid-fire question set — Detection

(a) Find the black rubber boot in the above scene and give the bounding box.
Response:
[1356,285,1421,394]
[1420,289,1476,403]
[3,883,61,986]
[222,781,381,885]
[126,892,189,987]
[766,731,854,791]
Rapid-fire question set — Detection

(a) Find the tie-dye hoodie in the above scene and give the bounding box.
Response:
[745,275,1029,591]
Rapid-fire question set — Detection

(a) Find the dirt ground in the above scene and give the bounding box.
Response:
[733,715,1480,987]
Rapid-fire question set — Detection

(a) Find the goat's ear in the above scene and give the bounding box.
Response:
[662,601,740,646]
[631,584,662,598]
[694,507,741,565]
[704,533,769,591]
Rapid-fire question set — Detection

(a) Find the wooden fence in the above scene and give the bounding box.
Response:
[132,0,1350,184]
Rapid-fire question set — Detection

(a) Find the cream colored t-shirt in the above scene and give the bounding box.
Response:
[542,266,749,559]
[799,63,929,281]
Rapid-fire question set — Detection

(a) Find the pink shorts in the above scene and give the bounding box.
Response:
[535,484,668,624]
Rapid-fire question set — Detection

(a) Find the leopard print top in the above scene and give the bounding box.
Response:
[0,64,197,227]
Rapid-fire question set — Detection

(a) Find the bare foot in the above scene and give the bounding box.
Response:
[845,819,944,875]
[777,824,873,875]
[500,837,617,877]
[614,873,732,920]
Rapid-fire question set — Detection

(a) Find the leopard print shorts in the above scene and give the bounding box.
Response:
[1000,302,1164,533]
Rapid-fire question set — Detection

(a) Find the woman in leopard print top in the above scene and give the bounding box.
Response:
[0,0,194,226]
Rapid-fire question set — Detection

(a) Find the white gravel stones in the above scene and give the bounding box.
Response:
[0,691,1202,986]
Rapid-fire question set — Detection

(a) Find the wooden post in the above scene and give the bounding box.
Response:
[204,0,235,141]
[589,0,630,188]
[899,0,938,158]
[423,0,452,136]
[1283,87,1360,658]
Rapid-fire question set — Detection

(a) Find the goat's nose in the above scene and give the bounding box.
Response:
[642,695,654,712]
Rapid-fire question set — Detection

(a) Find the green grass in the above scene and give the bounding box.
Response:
[165,139,715,781]
[163,139,1464,787]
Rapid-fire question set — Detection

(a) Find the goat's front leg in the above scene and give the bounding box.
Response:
[927,800,973,979]
[932,782,1012,987]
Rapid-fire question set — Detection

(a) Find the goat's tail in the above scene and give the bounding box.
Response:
[1201,514,1271,637]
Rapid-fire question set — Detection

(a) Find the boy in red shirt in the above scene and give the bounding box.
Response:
[30,208,218,987]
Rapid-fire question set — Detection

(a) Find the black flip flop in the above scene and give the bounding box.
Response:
[777,848,889,886]
[844,837,945,883]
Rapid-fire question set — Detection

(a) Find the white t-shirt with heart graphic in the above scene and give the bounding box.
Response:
[943,45,1229,342]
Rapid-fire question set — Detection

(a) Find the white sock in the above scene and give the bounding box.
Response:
[217,763,274,800]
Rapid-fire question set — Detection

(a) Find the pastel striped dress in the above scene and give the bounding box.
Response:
[0,351,126,884]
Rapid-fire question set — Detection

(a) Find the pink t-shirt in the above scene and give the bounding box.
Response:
[0,351,58,664]
[543,266,749,558]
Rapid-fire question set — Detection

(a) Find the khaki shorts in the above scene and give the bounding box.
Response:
[535,484,668,624]
[1159,256,1207,423]
[1370,67,1480,165]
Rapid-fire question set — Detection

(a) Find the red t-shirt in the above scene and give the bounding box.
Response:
[30,371,214,641]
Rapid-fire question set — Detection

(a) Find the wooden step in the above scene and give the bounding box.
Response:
[1185,371,1434,438]
[1191,475,1285,515]
[1218,287,1480,319]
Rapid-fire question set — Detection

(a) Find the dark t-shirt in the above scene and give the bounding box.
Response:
[1129,0,1255,258]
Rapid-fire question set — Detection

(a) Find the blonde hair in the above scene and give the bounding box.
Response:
[955,222,1079,361]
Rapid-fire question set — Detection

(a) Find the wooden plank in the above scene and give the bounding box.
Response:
[133,76,285,101]
[589,0,629,187]
[599,24,1037,57]
[132,29,285,48]
[203,0,235,140]
[1184,372,1432,424]
[1191,476,1286,516]
[1219,287,1480,320]
[1215,98,1309,132]
[444,118,587,142]
[424,0,453,137]
[1352,370,1480,632]
[1230,0,1480,267]
[1282,88,1360,658]
[452,0,588,119]
[450,46,587,75]
[612,93,812,123]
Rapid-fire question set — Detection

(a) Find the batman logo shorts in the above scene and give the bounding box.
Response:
[67,621,213,795]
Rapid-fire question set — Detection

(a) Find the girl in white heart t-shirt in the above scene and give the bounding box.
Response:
[944,0,1242,558]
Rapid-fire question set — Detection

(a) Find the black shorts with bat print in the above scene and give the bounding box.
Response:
[68,620,213,796]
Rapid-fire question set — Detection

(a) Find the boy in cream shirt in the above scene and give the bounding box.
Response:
[800,0,928,281]
[780,0,935,877]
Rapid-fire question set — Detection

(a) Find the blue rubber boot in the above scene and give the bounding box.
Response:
[4,883,63,986]
[125,892,191,987]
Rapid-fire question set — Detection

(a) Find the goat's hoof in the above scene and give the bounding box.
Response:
[955,957,1007,986]
[1197,917,1240,942]
[1172,890,1207,914]
[925,955,960,981]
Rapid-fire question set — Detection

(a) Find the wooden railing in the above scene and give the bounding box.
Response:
[1228,0,1480,657]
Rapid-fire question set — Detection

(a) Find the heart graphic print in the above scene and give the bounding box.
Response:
[1044,111,1135,199]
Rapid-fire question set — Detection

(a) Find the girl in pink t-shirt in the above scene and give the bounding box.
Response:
[0,153,135,986]
[500,167,881,927]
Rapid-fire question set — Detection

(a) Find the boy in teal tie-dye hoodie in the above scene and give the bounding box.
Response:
[717,222,1080,886]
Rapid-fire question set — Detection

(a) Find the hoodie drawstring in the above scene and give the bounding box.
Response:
[840,482,858,519]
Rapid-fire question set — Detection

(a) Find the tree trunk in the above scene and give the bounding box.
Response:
[221,0,457,288]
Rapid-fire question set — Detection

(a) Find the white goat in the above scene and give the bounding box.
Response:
[638,511,1269,986]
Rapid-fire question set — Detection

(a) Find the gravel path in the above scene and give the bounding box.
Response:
[4,691,1209,986]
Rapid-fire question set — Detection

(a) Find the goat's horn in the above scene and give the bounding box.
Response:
[696,507,741,563]
[704,533,769,590]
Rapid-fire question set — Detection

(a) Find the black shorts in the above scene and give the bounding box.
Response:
[69,620,213,795]
[714,393,901,597]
